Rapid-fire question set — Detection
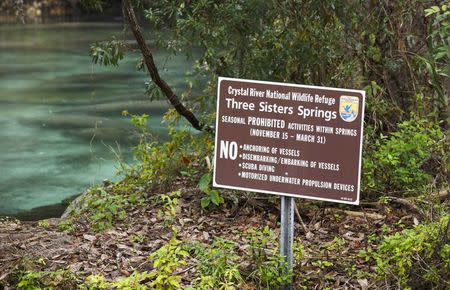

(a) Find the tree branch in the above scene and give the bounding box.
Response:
[122,0,211,133]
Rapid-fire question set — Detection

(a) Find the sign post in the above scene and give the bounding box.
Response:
[280,196,294,290]
[213,77,365,287]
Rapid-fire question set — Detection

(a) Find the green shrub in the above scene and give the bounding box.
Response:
[363,118,445,196]
[82,274,109,289]
[14,269,80,290]
[82,272,153,290]
[112,272,152,290]
[247,226,294,289]
[38,219,50,229]
[148,235,189,289]
[189,238,243,289]
[84,187,143,232]
[130,233,146,244]
[372,214,450,289]
[61,186,144,232]
[155,190,182,227]
[129,122,214,188]
[58,219,76,233]
[198,172,224,209]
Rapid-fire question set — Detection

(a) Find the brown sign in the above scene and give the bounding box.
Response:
[213,77,365,204]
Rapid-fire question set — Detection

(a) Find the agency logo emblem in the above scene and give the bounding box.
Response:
[339,95,359,122]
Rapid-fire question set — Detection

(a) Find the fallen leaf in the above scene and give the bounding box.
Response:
[83,234,96,242]
[357,278,368,290]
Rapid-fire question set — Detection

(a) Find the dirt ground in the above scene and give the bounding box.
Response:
[1,181,446,289]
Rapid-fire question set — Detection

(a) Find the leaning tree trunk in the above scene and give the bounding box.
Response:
[122,0,211,133]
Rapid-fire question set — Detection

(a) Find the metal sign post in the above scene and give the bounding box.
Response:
[280,195,294,290]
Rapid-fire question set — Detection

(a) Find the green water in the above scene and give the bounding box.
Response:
[0,21,192,217]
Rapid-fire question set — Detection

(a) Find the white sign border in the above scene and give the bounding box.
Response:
[213,76,366,205]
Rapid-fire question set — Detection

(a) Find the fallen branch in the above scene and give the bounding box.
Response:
[325,208,385,220]
[387,196,424,218]
[435,188,449,200]
[361,189,448,211]
[122,0,211,133]
[342,210,385,220]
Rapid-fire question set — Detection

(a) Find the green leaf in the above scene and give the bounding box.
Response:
[201,197,211,208]
[198,173,212,192]
[210,190,221,205]
[425,6,441,16]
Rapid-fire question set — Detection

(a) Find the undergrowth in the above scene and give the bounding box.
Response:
[59,186,145,233]
[246,226,295,289]
[361,214,450,289]
[363,117,447,197]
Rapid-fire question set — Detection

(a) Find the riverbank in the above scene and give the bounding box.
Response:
[1,173,448,288]
[7,194,79,221]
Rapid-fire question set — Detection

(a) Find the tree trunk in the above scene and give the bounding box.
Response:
[122,0,211,133]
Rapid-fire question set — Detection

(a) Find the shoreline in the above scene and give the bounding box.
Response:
[1,194,80,221]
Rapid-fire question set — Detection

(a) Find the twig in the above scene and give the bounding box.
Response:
[294,202,310,234]
[173,265,195,276]
[0,257,21,263]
